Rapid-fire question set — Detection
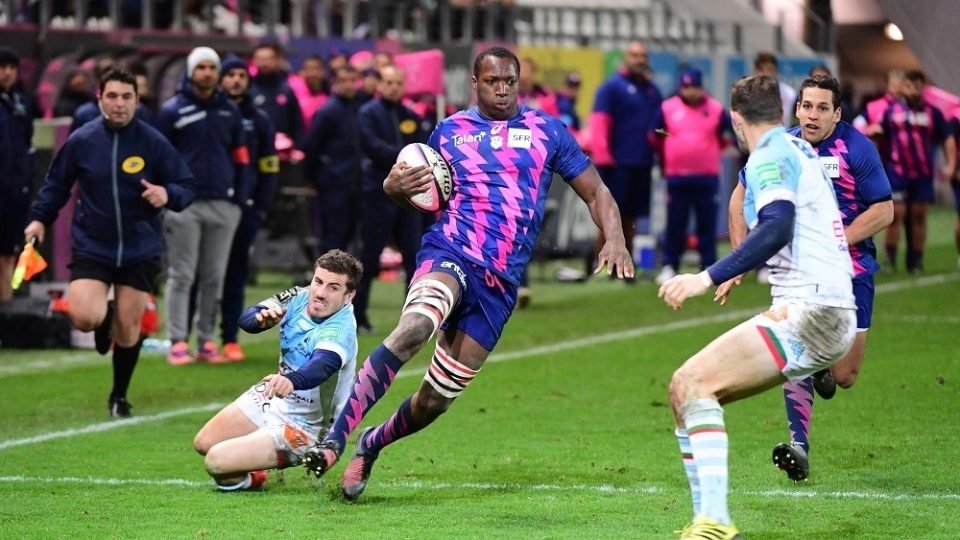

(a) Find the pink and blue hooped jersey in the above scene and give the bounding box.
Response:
[426,105,591,284]
[789,121,891,277]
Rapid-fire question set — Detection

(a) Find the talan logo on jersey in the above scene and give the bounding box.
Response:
[755,161,783,189]
[508,128,533,149]
[452,132,486,147]
[820,156,840,178]
[121,156,145,174]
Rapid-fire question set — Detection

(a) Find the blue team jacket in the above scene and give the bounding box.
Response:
[301,94,363,191]
[154,76,250,202]
[358,97,426,192]
[0,87,34,193]
[236,94,279,214]
[29,117,195,267]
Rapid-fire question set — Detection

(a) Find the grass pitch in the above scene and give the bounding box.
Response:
[1,208,958,539]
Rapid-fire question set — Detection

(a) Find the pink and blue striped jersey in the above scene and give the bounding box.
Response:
[789,122,891,276]
[880,100,951,180]
[426,105,591,284]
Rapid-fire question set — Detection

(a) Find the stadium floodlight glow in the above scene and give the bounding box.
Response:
[884,22,904,41]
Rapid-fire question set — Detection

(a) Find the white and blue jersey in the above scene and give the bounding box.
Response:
[742,127,855,309]
[260,287,358,430]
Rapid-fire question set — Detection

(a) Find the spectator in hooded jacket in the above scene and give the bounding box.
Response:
[155,47,251,366]
[0,46,35,304]
[25,68,194,417]
[300,65,364,255]
[216,54,280,362]
[353,65,426,333]
[250,43,303,149]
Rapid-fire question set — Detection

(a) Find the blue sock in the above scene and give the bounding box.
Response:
[362,397,423,454]
[325,344,404,454]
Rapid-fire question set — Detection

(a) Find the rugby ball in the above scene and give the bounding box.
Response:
[396,143,453,213]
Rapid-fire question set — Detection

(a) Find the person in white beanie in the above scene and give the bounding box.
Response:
[154,47,252,366]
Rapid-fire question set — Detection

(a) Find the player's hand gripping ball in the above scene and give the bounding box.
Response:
[396,143,453,213]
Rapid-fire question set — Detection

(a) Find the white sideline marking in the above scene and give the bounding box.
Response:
[1,272,958,451]
[0,475,957,502]
[0,403,223,451]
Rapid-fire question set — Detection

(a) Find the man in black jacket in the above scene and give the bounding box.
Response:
[0,46,34,304]
[353,65,426,332]
[26,69,195,417]
[300,65,363,254]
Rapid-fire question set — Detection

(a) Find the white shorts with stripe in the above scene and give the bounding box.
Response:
[749,300,857,382]
[233,382,328,468]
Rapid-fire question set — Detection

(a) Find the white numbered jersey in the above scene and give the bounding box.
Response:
[742,127,855,308]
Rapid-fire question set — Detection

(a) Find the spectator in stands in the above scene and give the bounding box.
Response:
[590,40,662,276]
[53,69,93,118]
[518,57,559,117]
[357,67,380,105]
[877,70,955,273]
[250,43,303,151]
[0,46,35,304]
[753,51,797,127]
[354,64,426,333]
[289,54,329,132]
[556,71,582,132]
[328,51,349,74]
[300,65,363,255]
[216,54,280,362]
[155,47,250,365]
[128,61,157,120]
[807,64,854,123]
[25,68,194,417]
[373,51,394,70]
[652,68,732,285]
[70,58,117,132]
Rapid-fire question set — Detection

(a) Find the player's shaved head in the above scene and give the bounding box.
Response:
[473,46,519,78]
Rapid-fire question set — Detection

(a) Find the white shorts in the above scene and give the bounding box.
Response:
[233,382,327,468]
[748,301,857,382]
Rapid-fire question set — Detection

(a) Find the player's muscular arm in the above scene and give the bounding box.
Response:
[844,199,893,245]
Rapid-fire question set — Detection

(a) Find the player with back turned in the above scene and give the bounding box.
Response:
[658,75,857,539]
[302,46,634,501]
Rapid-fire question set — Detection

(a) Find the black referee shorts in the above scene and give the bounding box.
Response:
[69,254,163,294]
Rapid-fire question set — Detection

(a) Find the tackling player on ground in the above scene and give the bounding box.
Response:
[302,46,633,501]
[192,250,361,491]
[659,75,857,539]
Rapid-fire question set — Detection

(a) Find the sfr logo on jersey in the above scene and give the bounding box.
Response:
[820,156,840,178]
[508,128,533,149]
